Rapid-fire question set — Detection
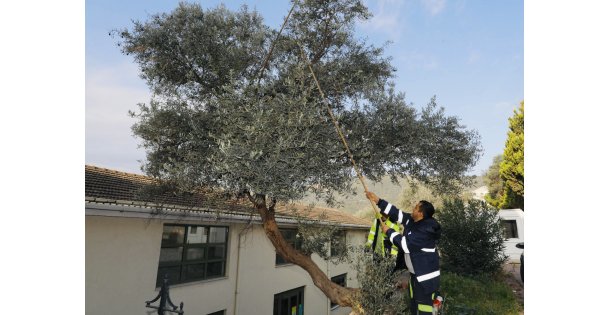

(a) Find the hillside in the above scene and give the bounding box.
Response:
[298,175,483,217]
[299,177,408,216]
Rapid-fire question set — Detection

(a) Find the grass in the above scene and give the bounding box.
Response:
[438,271,521,315]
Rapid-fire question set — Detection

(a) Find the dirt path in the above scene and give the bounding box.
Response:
[503,263,524,314]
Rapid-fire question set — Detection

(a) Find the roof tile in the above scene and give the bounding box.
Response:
[85,165,371,227]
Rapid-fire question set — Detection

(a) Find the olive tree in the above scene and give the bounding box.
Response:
[114,0,481,311]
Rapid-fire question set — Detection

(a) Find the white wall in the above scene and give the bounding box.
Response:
[86,213,367,315]
[86,216,164,315]
[236,226,366,315]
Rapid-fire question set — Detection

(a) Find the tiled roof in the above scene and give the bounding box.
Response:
[85,165,371,227]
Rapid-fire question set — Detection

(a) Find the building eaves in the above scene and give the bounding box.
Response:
[85,165,372,229]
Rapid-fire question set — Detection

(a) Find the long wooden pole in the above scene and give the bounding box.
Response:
[295,41,381,219]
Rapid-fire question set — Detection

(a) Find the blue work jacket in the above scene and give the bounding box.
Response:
[377,198,441,294]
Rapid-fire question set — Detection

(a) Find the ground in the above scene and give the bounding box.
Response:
[503,262,524,314]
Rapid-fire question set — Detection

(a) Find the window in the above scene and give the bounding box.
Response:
[275,229,303,265]
[330,274,347,309]
[207,310,225,315]
[330,230,346,257]
[501,220,519,239]
[273,286,304,315]
[156,224,228,287]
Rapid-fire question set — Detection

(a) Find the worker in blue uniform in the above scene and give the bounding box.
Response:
[366,191,441,315]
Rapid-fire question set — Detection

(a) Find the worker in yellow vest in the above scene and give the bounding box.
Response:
[366,212,403,257]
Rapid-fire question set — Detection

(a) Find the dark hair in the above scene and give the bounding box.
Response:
[418,200,435,218]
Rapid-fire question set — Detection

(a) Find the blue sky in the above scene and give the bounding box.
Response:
[86,0,523,177]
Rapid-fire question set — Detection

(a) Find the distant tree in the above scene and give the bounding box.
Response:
[483,155,504,207]
[481,101,524,210]
[115,1,481,311]
[499,101,524,209]
[397,177,478,213]
[399,179,446,210]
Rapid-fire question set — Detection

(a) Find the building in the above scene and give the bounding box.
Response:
[85,165,371,315]
[471,185,489,201]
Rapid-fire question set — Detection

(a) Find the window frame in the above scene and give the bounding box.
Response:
[330,230,347,257]
[330,274,347,309]
[156,224,229,287]
[273,286,305,315]
[275,228,303,265]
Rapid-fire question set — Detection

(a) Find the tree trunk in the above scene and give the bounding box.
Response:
[248,194,364,314]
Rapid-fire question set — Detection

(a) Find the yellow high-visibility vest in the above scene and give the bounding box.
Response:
[366,218,402,256]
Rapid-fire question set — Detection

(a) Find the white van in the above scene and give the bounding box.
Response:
[498,209,524,262]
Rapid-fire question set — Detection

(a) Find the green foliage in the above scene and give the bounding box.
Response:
[499,101,524,210]
[353,250,408,315]
[440,271,520,315]
[483,155,504,208]
[114,1,482,203]
[291,207,354,263]
[437,199,507,276]
[480,101,524,210]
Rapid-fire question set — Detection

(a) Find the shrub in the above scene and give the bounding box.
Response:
[437,198,507,276]
[353,249,408,315]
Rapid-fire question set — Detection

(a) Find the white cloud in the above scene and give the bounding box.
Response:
[86,62,150,173]
[421,0,446,16]
[359,0,406,40]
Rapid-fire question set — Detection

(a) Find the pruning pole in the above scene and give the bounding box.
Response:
[254,1,297,85]
[295,40,381,220]
[252,0,380,219]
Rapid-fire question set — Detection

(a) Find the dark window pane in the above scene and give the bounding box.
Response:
[207,311,225,315]
[331,274,347,287]
[282,229,296,242]
[274,297,279,315]
[207,245,225,260]
[182,263,205,280]
[276,253,287,265]
[157,266,180,287]
[157,224,230,285]
[186,247,206,261]
[187,226,208,244]
[331,230,346,256]
[159,247,183,264]
[294,233,303,250]
[162,226,185,247]
[276,229,299,264]
[274,287,305,315]
[206,261,224,278]
[280,297,288,315]
[209,227,227,243]
[501,220,518,238]
[331,274,347,308]
[290,295,297,313]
